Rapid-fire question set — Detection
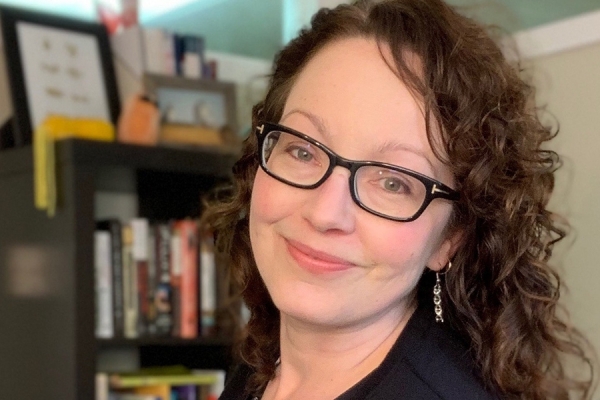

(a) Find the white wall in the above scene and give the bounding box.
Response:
[530,40,600,361]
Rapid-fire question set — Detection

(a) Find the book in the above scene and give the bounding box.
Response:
[170,226,182,337]
[171,385,196,400]
[154,223,173,336]
[96,372,110,400]
[174,34,206,79]
[146,226,158,335]
[132,384,170,400]
[199,231,217,337]
[177,219,199,338]
[111,26,175,78]
[95,230,114,338]
[96,219,125,337]
[113,395,161,400]
[193,369,226,400]
[122,223,138,338]
[131,218,150,336]
[109,373,216,389]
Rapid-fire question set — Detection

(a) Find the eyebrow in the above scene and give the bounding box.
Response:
[373,140,436,174]
[280,108,438,175]
[281,109,329,138]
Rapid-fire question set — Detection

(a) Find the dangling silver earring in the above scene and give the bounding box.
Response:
[433,261,451,323]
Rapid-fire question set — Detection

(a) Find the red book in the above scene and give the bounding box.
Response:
[176,219,199,338]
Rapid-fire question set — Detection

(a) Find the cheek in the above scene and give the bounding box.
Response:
[250,169,289,227]
[364,217,440,270]
[249,169,303,251]
[249,170,270,226]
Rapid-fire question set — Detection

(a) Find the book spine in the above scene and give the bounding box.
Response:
[95,372,110,400]
[110,373,216,388]
[146,227,158,336]
[142,28,166,75]
[162,30,175,76]
[170,225,182,337]
[173,33,184,76]
[131,218,150,337]
[178,219,198,338]
[112,394,162,400]
[172,385,196,400]
[108,220,125,338]
[122,224,138,338]
[182,35,203,79]
[96,219,125,337]
[200,231,217,337]
[95,231,114,338]
[154,223,173,336]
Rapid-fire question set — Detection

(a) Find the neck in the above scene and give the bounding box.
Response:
[264,300,416,400]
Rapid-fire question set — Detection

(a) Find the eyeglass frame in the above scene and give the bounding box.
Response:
[255,122,459,222]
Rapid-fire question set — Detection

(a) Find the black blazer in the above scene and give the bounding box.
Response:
[220,304,500,400]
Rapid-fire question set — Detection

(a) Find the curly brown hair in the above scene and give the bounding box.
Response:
[202,0,597,398]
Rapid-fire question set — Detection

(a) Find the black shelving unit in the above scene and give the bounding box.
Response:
[0,139,238,400]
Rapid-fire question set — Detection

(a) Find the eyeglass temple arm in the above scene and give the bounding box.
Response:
[431,183,459,200]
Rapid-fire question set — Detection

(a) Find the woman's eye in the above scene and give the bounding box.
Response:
[383,178,401,191]
[380,176,410,194]
[288,146,314,162]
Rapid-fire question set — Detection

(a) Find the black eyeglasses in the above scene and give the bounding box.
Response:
[255,122,459,222]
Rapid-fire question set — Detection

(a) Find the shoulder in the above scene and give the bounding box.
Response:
[368,305,500,400]
[220,306,501,400]
[219,363,254,400]
[337,304,499,400]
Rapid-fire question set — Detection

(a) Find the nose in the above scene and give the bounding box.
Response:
[301,167,356,234]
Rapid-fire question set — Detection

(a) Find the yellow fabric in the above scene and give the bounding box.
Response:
[34,116,115,217]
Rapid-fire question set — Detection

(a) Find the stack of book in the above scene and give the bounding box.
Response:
[94,217,219,340]
[96,365,225,400]
[110,26,215,80]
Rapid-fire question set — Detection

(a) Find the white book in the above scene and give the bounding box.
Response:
[95,372,109,400]
[170,234,182,279]
[142,28,167,75]
[200,233,217,335]
[95,231,114,338]
[110,26,173,77]
[131,218,149,262]
[110,25,144,78]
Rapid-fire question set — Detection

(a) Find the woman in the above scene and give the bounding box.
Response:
[205,0,596,399]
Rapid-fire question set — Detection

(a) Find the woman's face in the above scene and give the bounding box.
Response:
[249,37,457,329]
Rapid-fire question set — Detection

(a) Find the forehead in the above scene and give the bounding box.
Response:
[281,37,450,181]
[283,37,428,146]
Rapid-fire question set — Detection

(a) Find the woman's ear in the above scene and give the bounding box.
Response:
[427,229,464,272]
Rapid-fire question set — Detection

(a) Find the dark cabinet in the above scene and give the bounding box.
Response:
[0,139,237,400]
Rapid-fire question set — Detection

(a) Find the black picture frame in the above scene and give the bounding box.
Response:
[0,6,120,147]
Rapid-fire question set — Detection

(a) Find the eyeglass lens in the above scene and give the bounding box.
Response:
[261,129,428,219]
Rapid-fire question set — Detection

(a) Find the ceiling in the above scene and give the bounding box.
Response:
[145,0,600,59]
[447,0,600,31]
[1,0,599,60]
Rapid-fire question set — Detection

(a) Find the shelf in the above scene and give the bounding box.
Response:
[97,336,233,348]
[0,139,239,177]
[0,137,238,398]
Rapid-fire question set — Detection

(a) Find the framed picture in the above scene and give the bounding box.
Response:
[143,73,239,150]
[0,6,120,147]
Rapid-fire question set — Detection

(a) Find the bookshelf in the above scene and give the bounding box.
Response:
[0,139,237,400]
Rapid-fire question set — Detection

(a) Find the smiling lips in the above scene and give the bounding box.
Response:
[285,239,356,274]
